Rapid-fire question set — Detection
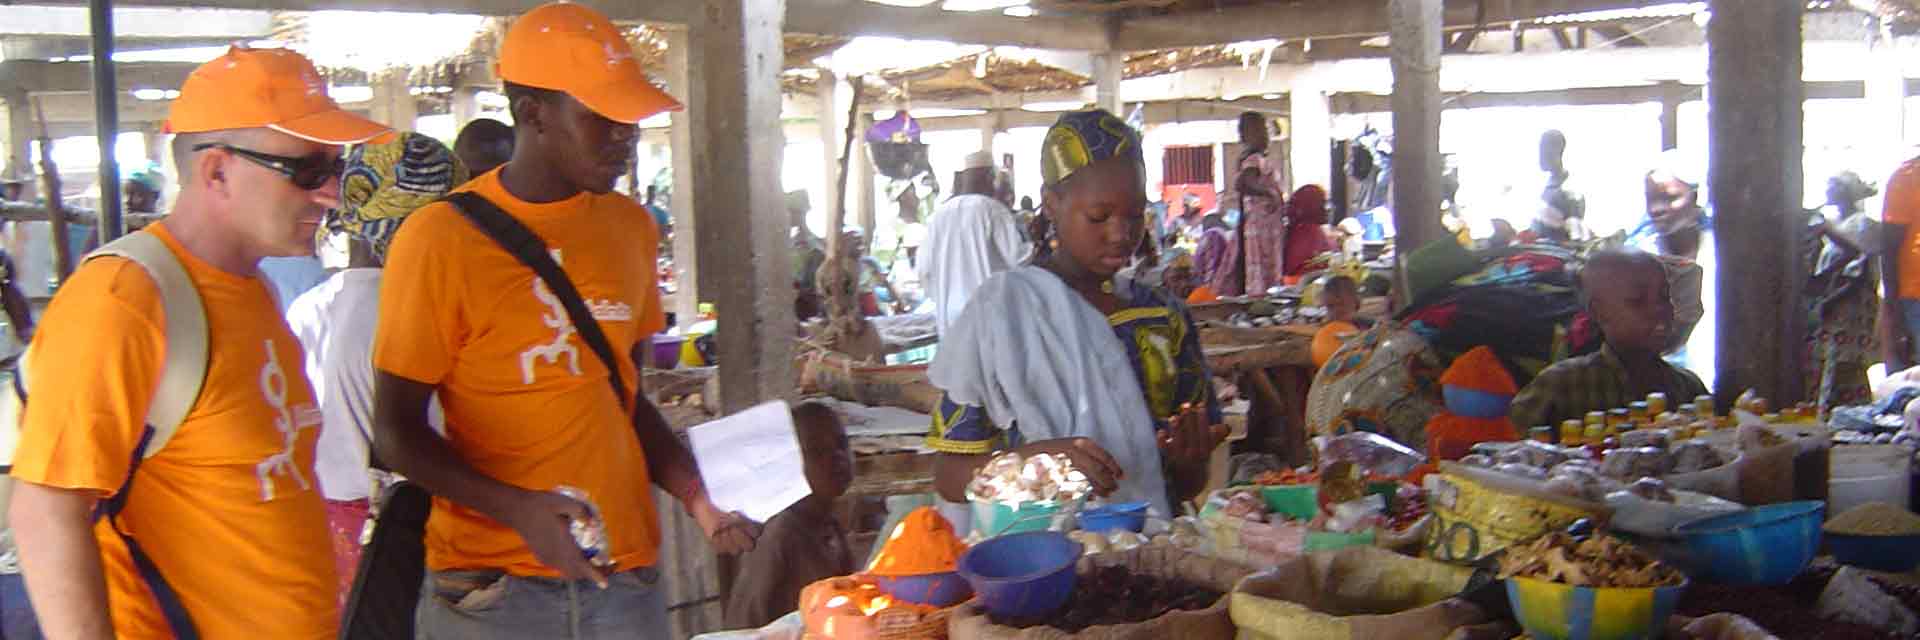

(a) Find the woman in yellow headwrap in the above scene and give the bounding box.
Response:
[924,110,1224,521]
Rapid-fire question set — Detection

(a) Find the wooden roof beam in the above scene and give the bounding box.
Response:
[25,0,1112,49]
[1111,0,1661,52]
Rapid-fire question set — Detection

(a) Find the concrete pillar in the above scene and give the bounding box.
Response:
[3,90,34,201]
[368,72,417,132]
[1388,0,1448,281]
[817,68,842,227]
[691,0,794,412]
[852,112,876,239]
[141,127,164,166]
[1708,0,1805,404]
[450,87,482,132]
[1867,31,1908,162]
[1093,53,1123,115]
[1289,84,1333,190]
[978,112,999,153]
[665,26,706,332]
[1658,82,1683,152]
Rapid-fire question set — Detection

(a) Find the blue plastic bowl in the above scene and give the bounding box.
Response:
[1673,501,1824,585]
[874,571,974,607]
[1827,532,1920,573]
[1077,501,1150,533]
[956,531,1082,618]
[1443,386,1513,419]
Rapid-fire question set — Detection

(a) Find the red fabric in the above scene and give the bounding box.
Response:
[326,499,372,609]
[1282,185,1334,276]
[1424,413,1520,462]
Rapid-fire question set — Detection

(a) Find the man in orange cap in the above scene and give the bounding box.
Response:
[8,46,388,640]
[371,3,757,637]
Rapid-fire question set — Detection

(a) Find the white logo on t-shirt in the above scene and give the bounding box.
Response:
[520,249,584,385]
[256,339,318,501]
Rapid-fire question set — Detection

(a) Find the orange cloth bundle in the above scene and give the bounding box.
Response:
[866,507,970,577]
[1311,321,1360,369]
[1438,346,1517,394]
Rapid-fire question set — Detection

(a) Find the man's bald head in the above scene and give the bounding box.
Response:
[1581,249,1673,355]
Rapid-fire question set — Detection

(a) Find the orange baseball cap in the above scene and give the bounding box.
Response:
[497,2,683,124]
[166,46,389,145]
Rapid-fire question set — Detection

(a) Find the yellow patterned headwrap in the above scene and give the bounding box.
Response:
[326,132,468,261]
[1039,109,1143,188]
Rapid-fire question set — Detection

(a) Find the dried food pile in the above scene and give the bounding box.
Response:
[986,565,1223,632]
[1497,533,1683,588]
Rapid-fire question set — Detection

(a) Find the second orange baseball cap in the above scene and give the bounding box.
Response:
[498,2,683,124]
[166,46,390,145]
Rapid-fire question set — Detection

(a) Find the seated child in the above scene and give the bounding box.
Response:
[1509,249,1709,429]
[1311,275,1368,368]
[723,402,856,629]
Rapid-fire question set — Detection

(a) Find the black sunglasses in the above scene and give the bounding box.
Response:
[192,143,343,191]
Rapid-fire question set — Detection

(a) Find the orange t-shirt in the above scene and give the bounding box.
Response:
[10,224,335,639]
[1884,157,1920,299]
[373,168,667,576]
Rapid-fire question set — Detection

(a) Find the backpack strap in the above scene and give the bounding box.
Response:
[442,192,632,410]
[81,231,209,639]
[88,231,210,457]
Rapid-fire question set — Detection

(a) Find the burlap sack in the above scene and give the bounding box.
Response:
[947,546,1252,640]
[1230,547,1478,640]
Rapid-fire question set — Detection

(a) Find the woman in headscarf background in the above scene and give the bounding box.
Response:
[284,132,467,606]
[1282,184,1334,276]
[925,110,1224,522]
[1223,111,1287,295]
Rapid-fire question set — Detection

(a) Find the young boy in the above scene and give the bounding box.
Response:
[1509,249,1709,429]
[1321,275,1368,328]
[724,402,857,629]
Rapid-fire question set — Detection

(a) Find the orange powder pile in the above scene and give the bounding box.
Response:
[1439,345,1517,394]
[866,507,970,576]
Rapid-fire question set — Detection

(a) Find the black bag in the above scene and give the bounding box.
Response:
[338,192,634,639]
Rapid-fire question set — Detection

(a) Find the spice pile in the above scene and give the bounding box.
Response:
[1826,502,1920,537]
[987,565,1222,632]
[1680,564,1920,640]
[1497,533,1683,588]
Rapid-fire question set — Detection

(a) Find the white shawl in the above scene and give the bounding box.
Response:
[927,266,1171,516]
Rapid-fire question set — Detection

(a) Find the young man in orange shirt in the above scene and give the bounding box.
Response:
[7,47,388,640]
[1880,155,1920,371]
[371,4,757,637]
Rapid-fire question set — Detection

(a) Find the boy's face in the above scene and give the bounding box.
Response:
[799,418,854,499]
[1325,288,1360,322]
[1591,262,1674,355]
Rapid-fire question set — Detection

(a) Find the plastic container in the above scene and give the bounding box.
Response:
[650,335,685,369]
[1827,532,1920,573]
[1828,445,1913,518]
[1443,386,1511,419]
[1672,501,1824,585]
[1076,501,1149,533]
[972,499,1067,537]
[955,531,1081,618]
[1505,575,1687,640]
[873,571,973,608]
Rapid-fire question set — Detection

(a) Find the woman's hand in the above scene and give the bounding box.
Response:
[1014,437,1123,497]
[1160,404,1227,469]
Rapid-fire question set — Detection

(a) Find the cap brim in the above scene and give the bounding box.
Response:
[572,79,684,125]
[271,108,393,145]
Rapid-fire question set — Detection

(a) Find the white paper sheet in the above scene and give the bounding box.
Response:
[688,400,810,523]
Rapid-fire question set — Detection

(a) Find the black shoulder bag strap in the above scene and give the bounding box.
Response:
[442,192,632,408]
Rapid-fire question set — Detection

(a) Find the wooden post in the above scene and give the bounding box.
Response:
[851,112,876,239]
[1093,52,1123,114]
[665,26,706,331]
[817,67,842,223]
[1708,0,1804,404]
[1388,0,1447,302]
[693,0,794,412]
[33,100,72,284]
[4,89,35,202]
[1658,81,1683,152]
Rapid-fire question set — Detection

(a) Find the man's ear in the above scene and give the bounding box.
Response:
[510,94,544,134]
[196,148,231,198]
